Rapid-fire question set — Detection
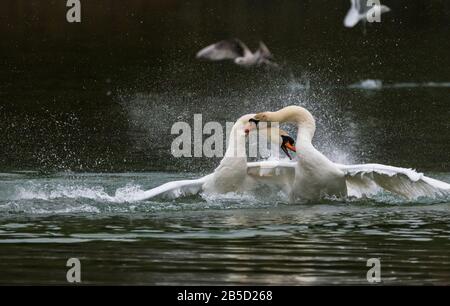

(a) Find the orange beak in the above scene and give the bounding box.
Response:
[285,142,296,152]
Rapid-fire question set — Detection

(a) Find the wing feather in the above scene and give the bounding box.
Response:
[344,0,362,27]
[131,175,211,202]
[337,163,450,199]
[247,160,296,177]
[196,39,248,61]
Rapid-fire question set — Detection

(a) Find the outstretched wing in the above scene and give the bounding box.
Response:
[131,175,212,202]
[366,4,391,17]
[247,160,296,193]
[344,0,362,27]
[247,160,296,177]
[257,41,273,59]
[337,163,450,199]
[196,39,249,61]
[345,0,391,28]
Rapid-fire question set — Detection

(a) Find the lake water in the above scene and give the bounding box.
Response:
[0,0,449,285]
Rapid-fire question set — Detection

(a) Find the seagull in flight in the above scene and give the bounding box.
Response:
[344,0,391,28]
[196,39,278,68]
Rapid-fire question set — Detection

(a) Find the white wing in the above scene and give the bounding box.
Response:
[344,0,362,27]
[366,4,391,17]
[337,163,450,199]
[131,175,212,202]
[247,160,296,177]
[247,160,296,194]
[256,41,273,59]
[196,39,250,61]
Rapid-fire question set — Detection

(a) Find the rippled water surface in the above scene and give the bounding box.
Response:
[0,172,449,285]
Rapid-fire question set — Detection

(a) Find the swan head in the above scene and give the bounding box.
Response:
[235,113,297,153]
[237,114,258,136]
[253,106,315,129]
[245,116,297,159]
[279,130,297,160]
[259,127,297,160]
[252,112,270,123]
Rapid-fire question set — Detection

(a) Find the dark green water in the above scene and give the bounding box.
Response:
[0,0,449,285]
[0,171,449,285]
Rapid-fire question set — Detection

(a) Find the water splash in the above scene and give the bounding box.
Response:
[116,70,362,171]
[0,171,447,217]
[14,183,115,202]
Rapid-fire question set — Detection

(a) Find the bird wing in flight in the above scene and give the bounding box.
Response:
[196,39,250,61]
[257,41,273,59]
[336,163,450,200]
[344,0,362,27]
[130,175,212,202]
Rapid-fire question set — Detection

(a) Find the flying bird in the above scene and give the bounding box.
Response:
[344,0,391,28]
[196,39,278,68]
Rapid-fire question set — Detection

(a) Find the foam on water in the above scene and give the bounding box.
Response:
[0,171,448,216]
[14,183,115,202]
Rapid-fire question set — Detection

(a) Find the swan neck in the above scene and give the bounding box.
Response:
[225,123,247,158]
[297,127,314,146]
[268,106,316,144]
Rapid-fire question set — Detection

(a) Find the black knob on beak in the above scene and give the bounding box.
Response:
[249,118,260,127]
[281,135,296,160]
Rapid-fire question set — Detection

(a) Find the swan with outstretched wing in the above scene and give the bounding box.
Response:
[131,114,296,202]
[251,106,450,201]
[246,160,449,200]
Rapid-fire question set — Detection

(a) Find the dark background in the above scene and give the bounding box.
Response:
[0,0,449,172]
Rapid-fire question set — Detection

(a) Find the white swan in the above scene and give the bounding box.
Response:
[131,114,296,201]
[251,106,450,201]
[344,0,391,28]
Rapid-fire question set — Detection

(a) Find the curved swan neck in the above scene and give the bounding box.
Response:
[224,121,247,158]
[268,106,316,143]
